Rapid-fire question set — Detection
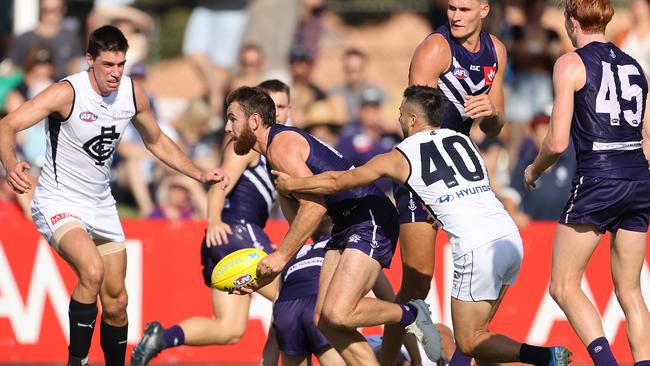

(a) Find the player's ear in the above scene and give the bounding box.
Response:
[480,2,490,19]
[85,53,94,68]
[249,112,261,130]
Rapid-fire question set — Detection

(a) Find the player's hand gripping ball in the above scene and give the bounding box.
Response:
[211,248,267,292]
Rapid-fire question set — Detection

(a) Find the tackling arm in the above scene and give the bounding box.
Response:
[131,81,226,185]
[272,149,409,195]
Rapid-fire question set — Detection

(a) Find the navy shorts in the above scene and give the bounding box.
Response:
[327,200,399,268]
[272,295,330,356]
[561,176,650,233]
[200,220,274,287]
[394,183,429,224]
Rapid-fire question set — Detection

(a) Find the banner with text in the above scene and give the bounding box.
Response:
[0,215,648,364]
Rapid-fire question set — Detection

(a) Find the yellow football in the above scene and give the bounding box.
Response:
[211,248,267,292]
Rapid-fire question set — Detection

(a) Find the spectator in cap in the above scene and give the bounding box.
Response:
[288,44,327,128]
[302,100,343,147]
[335,85,399,194]
[502,113,576,223]
[329,48,387,124]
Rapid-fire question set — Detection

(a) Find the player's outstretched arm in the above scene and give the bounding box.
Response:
[408,34,449,87]
[205,143,256,246]
[272,149,409,195]
[0,81,73,193]
[131,81,228,187]
[524,52,583,190]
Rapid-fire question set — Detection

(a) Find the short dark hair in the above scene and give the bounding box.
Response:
[87,25,129,59]
[226,86,277,127]
[403,85,445,127]
[258,79,291,100]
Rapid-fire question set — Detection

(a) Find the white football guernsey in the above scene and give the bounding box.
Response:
[395,129,518,259]
[36,71,136,204]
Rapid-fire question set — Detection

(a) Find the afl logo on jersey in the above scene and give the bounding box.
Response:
[484,66,496,86]
[453,67,469,79]
[79,111,98,122]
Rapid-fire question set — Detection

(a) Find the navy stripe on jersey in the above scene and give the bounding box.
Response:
[48,115,62,186]
[434,24,498,136]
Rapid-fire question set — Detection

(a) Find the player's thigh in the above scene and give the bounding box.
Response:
[57,225,104,277]
[211,287,252,331]
[315,249,341,323]
[322,248,382,315]
[317,346,346,366]
[551,223,603,283]
[399,222,437,276]
[610,228,648,290]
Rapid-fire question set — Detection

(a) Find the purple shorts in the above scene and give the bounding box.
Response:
[272,295,330,356]
[200,220,274,287]
[561,176,650,233]
[394,183,429,224]
[326,205,399,268]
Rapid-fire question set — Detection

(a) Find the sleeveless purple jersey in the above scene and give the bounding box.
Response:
[573,42,650,180]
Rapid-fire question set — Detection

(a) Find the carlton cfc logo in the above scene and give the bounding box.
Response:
[453,67,469,79]
[79,111,98,122]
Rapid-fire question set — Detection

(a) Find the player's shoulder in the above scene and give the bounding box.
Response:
[488,34,507,57]
[416,33,451,56]
[553,52,584,74]
[268,128,309,157]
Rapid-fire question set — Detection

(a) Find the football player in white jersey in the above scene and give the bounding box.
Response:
[0,25,226,366]
[272,85,570,366]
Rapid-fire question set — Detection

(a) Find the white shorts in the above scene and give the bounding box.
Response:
[451,232,523,301]
[31,196,125,253]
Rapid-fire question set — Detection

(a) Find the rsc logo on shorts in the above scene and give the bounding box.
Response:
[233,274,253,287]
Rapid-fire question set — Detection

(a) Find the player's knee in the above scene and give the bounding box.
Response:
[102,291,128,323]
[453,334,476,356]
[548,276,576,304]
[79,263,105,292]
[320,307,351,330]
[613,283,642,306]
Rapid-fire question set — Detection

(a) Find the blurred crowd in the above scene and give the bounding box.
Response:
[0,0,647,227]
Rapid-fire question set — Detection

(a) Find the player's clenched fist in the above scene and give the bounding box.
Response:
[7,161,32,194]
[200,168,229,189]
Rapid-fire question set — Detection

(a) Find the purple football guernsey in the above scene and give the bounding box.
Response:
[560,42,650,233]
[434,24,498,136]
[200,150,276,287]
[222,155,276,227]
[267,124,399,268]
[277,238,327,301]
[572,42,650,180]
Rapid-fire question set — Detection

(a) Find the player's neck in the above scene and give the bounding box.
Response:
[410,125,439,136]
[576,33,607,48]
[254,126,271,155]
[457,32,482,53]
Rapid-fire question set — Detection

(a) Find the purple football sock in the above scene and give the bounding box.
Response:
[449,348,472,366]
[634,361,650,366]
[399,303,418,326]
[163,325,185,349]
[588,337,618,366]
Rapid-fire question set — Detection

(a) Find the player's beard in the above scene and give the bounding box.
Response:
[233,124,257,155]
